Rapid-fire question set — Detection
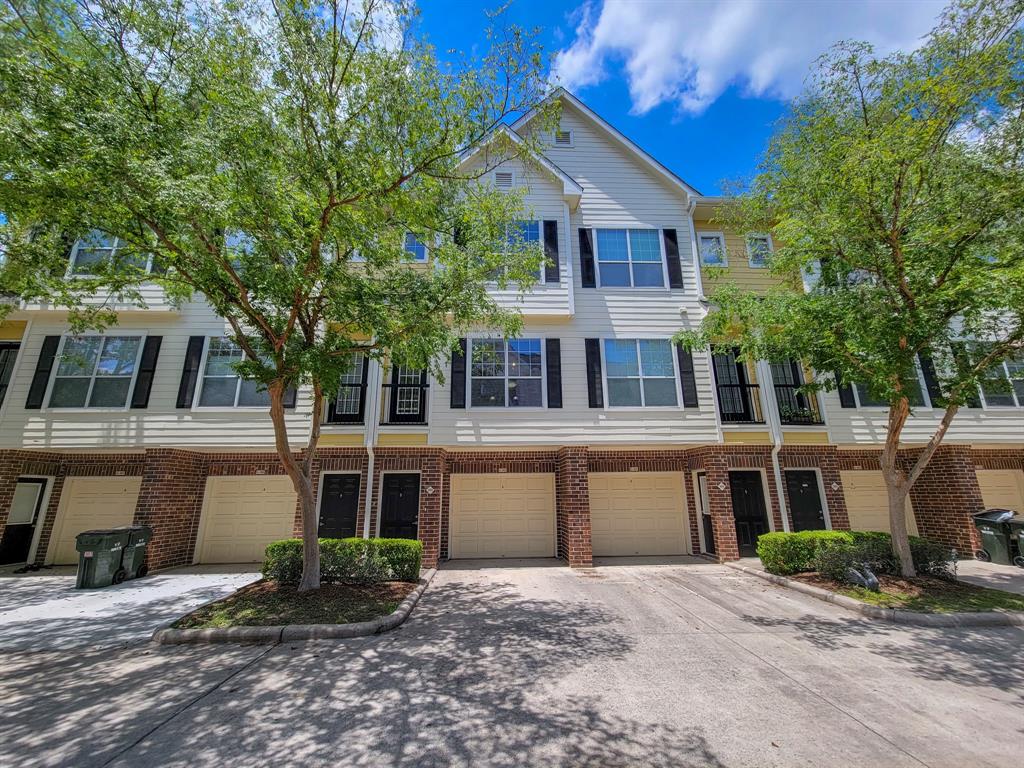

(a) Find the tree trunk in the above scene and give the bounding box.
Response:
[268,382,320,592]
[880,396,916,578]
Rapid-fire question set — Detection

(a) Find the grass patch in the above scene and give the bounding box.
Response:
[172,579,417,629]
[791,573,1024,614]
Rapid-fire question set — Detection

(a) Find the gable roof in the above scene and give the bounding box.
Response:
[512,87,702,198]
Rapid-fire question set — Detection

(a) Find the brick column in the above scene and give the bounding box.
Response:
[133,449,209,571]
[417,450,444,569]
[703,451,740,561]
[556,446,592,567]
[907,445,983,555]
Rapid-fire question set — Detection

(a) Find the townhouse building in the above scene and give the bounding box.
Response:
[1,89,1021,572]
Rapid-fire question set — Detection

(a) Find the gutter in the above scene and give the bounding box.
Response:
[756,359,791,533]
[362,358,384,538]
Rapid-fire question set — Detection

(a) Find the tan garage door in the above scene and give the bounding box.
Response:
[977,469,1024,513]
[47,477,141,565]
[449,474,555,559]
[196,476,297,563]
[840,470,918,536]
[590,472,688,556]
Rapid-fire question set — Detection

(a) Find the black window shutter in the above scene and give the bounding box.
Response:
[545,338,562,408]
[130,336,162,409]
[25,335,60,409]
[282,386,298,409]
[675,345,699,407]
[918,353,944,408]
[835,371,856,408]
[453,224,467,248]
[176,336,206,408]
[579,228,596,288]
[663,229,684,289]
[450,338,467,408]
[584,338,603,408]
[543,220,560,284]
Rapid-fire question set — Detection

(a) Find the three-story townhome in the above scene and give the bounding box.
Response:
[1,89,1021,572]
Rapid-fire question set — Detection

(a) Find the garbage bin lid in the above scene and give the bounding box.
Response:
[77,528,133,536]
[974,508,1016,522]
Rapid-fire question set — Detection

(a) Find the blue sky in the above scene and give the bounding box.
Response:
[414,0,947,194]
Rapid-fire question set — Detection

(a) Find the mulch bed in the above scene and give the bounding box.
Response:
[172,579,417,629]
[789,572,1024,613]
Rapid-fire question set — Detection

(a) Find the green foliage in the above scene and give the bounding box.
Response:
[813,533,956,581]
[263,537,422,585]
[756,530,854,574]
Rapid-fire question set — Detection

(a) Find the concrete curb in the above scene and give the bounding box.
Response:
[725,562,1024,628]
[153,569,436,645]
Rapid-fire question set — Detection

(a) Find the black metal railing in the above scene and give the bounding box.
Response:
[773,383,824,425]
[715,383,765,424]
[380,377,429,425]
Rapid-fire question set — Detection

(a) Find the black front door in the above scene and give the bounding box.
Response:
[0,478,47,565]
[380,473,420,540]
[786,470,827,532]
[729,471,770,557]
[318,474,361,538]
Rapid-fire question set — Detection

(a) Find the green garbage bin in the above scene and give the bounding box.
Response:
[972,509,1015,565]
[75,528,132,589]
[1007,517,1024,568]
[121,525,153,579]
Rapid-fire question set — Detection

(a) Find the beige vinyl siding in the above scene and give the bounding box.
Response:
[0,300,313,449]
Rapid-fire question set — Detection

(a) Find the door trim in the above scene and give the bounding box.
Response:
[7,476,53,565]
[375,470,421,539]
[316,470,363,538]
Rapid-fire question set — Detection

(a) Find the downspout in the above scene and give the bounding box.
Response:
[362,358,384,538]
[562,200,575,317]
[686,199,707,301]
[757,359,791,533]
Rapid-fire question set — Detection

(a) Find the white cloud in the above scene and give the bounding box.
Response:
[554,0,946,115]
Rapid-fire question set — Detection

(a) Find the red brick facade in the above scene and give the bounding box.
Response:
[2,444,1020,571]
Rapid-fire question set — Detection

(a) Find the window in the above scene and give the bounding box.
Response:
[595,228,664,288]
[403,233,428,261]
[603,339,678,407]
[493,171,514,190]
[393,366,423,415]
[48,335,142,409]
[554,129,573,147]
[746,234,772,268]
[976,347,1024,407]
[68,231,149,275]
[489,221,542,282]
[698,233,727,266]
[334,354,366,416]
[196,337,270,408]
[470,338,543,407]
[853,377,925,408]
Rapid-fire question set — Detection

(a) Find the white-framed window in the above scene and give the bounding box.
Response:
[493,170,514,190]
[47,334,144,409]
[334,353,366,415]
[68,231,151,276]
[697,232,727,266]
[851,360,928,408]
[488,220,542,283]
[553,129,574,147]
[603,338,678,407]
[594,228,665,288]
[403,233,428,261]
[394,366,423,415]
[975,347,1024,408]
[469,338,543,407]
[746,234,772,268]
[195,337,270,409]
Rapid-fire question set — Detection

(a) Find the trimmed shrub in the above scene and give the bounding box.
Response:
[756,530,853,575]
[811,532,955,582]
[262,537,422,585]
[376,539,423,582]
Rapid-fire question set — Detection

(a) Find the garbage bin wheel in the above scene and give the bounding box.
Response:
[135,565,149,579]
[112,568,127,585]
[1013,555,1024,569]
[975,549,991,562]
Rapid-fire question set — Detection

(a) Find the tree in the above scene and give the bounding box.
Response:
[0,0,557,590]
[677,0,1024,577]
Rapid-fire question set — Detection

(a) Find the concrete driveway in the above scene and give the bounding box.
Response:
[0,565,260,651]
[1,559,1021,767]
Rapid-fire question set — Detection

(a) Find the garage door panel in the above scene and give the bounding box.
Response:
[840,470,918,536]
[198,476,297,564]
[48,478,142,565]
[589,472,688,557]
[450,474,555,559]
[977,469,1024,513]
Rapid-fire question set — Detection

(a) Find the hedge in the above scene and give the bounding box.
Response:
[756,530,954,580]
[263,537,423,585]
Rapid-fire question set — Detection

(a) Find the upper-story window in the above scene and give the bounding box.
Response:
[48,334,143,408]
[697,233,727,266]
[470,338,543,407]
[68,231,150,275]
[746,234,772,268]
[335,353,367,415]
[852,376,926,408]
[603,338,678,407]
[403,233,428,261]
[595,228,664,288]
[196,337,270,408]
[976,347,1024,407]
[553,129,574,147]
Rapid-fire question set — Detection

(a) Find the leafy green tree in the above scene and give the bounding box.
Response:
[0,0,556,590]
[678,0,1024,576]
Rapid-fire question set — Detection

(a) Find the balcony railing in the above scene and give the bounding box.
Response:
[380,375,429,426]
[715,383,765,424]
[773,383,824,425]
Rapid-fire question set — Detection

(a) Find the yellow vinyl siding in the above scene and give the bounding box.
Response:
[0,321,27,341]
[694,224,795,295]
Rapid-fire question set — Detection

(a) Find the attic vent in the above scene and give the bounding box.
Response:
[494,171,514,189]
[554,130,573,147]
